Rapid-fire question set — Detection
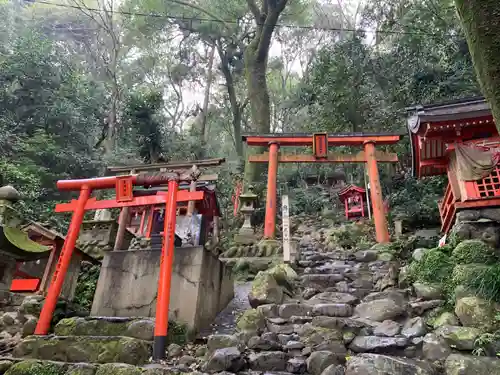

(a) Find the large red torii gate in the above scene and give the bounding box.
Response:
[34,167,205,360]
[243,132,402,243]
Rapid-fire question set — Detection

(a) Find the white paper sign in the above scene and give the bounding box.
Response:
[282,195,291,263]
[438,234,447,247]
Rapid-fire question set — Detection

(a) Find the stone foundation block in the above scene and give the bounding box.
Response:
[13,335,151,365]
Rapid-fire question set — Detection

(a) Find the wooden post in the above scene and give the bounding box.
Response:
[264,142,279,239]
[138,208,146,235]
[36,185,91,335]
[213,216,220,244]
[364,141,390,243]
[187,180,197,216]
[39,243,57,294]
[282,195,290,263]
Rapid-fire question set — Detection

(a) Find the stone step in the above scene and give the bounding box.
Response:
[13,335,152,365]
[300,274,345,288]
[54,316,155,341]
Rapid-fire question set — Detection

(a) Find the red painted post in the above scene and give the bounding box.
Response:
[35,185,91,335]
[153,178,179,360]
[264,142,279,238]
[364,141,390,243]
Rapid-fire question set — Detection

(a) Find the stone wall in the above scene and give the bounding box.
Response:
[91,246,234,333]
[77,220,135,258]
[0,291,87,353]
[452,208,500,248]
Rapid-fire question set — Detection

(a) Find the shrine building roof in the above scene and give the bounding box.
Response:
[338,184,366,199]
[406,96,498,178]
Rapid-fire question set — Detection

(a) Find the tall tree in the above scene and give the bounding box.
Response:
[454,0,500,131]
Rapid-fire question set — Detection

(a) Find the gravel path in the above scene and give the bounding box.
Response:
[198,281,252,337]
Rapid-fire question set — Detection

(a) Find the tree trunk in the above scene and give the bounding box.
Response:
[244,41,269,183]
[455,0,500,130]
[199,44,216,157]
[218,43,245,170]
[243,1,288,184]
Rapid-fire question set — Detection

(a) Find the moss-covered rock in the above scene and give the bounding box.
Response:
[267,263,297,285]
[95,363,142,375]
[248,272,284,308]
[455,296,500,332]
[298,324,343,349]
[430,312,460,329]
[5,360,65,375]
[435,325,482,350]
[452,240,498,265]
[445,354,500,375]
[413,282,443,300]
[236,309,265,333]
[54,317,128,337]
[14,335,151,365]
[66,363,98,375]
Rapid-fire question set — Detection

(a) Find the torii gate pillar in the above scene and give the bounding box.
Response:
[264,142,279,239]
[364,141,390,243]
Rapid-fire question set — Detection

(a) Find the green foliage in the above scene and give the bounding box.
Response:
[409,248,454,284]
[452,240,499,265]
[388,176,447,228]
[288,186,332,215]
[123,89,164,163]
[73,263,101,311]
[0,27,104,231]
[455,264,500,304]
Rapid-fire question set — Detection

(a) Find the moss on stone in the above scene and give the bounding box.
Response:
[236,308,265,333]
[95,363,142,375]
[5,361,65,375]
[430,312,460,329]
[65,363,97,375]
[455,296,500,332]
[14,336,151,365]
[452,240,498,265]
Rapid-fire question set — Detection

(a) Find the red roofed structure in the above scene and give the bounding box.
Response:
[338,185,367,220]
[407,96,500,234]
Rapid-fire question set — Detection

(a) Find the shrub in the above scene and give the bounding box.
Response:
[447,264,490,301]
[73,263,100,310]
[460,264,500,303]
[409,248,453,284]
[452,240,498,265]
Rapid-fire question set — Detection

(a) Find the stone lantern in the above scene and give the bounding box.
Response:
[234,186,258,244]
[0,185,22,227]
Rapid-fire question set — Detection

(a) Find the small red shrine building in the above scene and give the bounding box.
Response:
[406,96,500,235]
[338,184,367,220]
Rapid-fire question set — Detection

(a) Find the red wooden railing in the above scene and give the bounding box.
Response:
[438,182,457,234]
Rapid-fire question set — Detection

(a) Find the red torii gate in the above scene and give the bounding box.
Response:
[243,132,402,243]
[34,167,204,360]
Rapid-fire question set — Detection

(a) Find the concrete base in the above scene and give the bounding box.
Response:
[90,246,234,333]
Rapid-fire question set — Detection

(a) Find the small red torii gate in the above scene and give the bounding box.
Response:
[34,167,205,360]
[243,132,402,243]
